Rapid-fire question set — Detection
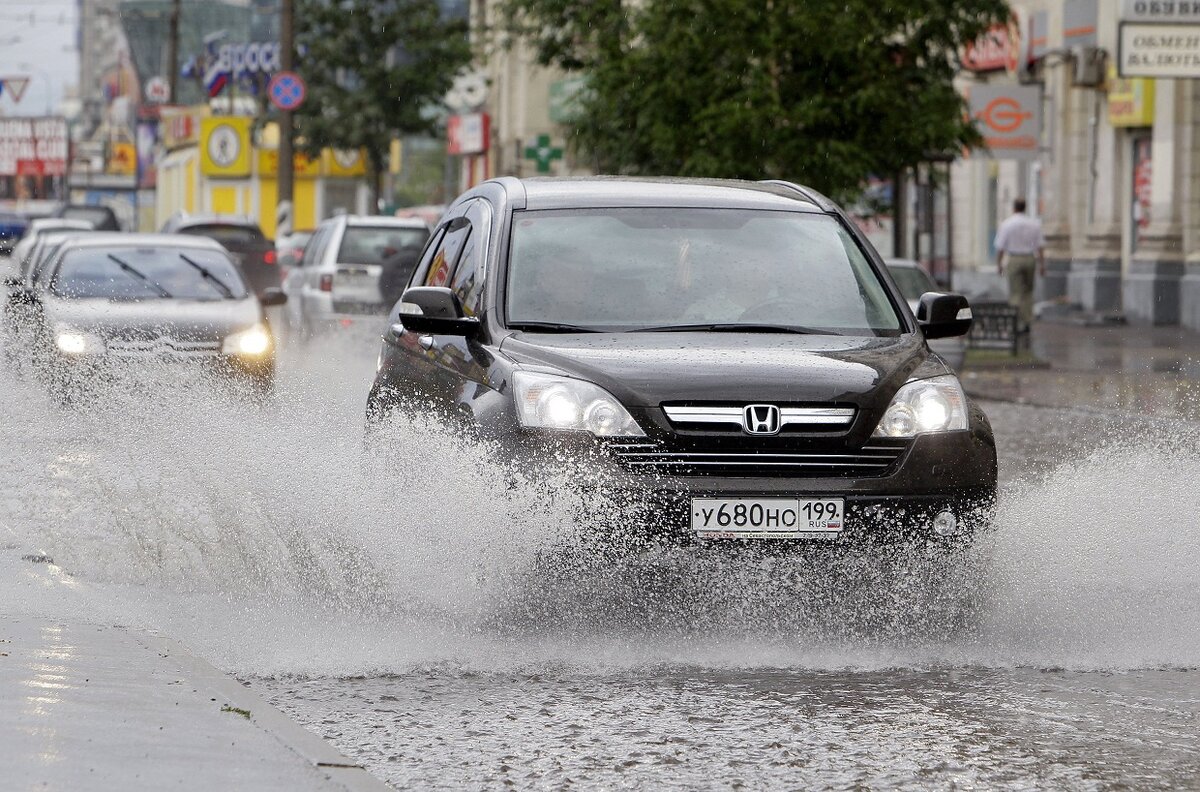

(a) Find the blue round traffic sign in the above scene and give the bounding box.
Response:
[268,71,306,111]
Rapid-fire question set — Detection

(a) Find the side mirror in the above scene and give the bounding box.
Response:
[397,286,480,337]
[259,287,288,307]
[917,292,972,339]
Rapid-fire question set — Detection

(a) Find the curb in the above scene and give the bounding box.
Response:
[138,631,391,792]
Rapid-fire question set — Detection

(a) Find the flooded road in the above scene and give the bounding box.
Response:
[2,327,1199,790]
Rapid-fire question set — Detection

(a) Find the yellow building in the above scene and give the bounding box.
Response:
[155,107,371,238]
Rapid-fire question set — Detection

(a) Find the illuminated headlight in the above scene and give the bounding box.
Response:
[872,375,969,438]
[513,371,644,437]
[222,323,272,356]
[55,330,104,356]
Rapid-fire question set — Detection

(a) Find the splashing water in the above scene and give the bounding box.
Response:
[2,333,1199,677]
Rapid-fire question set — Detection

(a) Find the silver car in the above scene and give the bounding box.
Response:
[283,215,429,339]
[885,258,967,370]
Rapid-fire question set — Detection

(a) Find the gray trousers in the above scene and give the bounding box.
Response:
[1006,254,1037,329]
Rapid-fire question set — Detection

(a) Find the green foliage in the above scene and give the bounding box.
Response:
[294,0,471,198]
[501,0,1009,200]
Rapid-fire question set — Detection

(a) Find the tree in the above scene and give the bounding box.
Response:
[501,0,1009,201]
[295,0,472,208]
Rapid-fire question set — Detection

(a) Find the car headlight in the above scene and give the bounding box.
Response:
[55,329,104,356]
[513,371,645,437]
[872,374,969,438]
[222,323,272,356]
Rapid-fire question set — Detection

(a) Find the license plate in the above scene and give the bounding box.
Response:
[691,497,844,539]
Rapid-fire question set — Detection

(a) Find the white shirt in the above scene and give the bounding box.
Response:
[994,212,1044,255]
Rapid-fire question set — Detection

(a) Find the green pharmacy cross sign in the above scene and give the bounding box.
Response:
[524,134,563,173]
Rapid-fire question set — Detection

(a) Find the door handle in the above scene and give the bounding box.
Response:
[418,335,435,350]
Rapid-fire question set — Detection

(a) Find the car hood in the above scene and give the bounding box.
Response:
[499,332,944,407]
[45,297,263,342]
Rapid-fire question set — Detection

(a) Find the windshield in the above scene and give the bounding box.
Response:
[887,265,937,302]
[506,208,902,335]
[52,246,249,300]
[337,225,428,266]
[177,223,265,246]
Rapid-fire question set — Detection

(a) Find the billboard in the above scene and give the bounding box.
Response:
[0,116,68,201]
[968,84,1043,161]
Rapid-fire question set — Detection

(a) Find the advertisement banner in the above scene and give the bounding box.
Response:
[0,116,68,201]
[1108,64,1155,127]
[968,84,1043,161]
[1119,23,1200,77]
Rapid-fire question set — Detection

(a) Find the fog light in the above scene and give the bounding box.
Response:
[931,510,958,536]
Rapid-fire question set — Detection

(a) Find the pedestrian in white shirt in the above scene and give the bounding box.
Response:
[993,198,1044,333]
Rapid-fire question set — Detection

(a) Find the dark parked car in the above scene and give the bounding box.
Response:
[53,204,121,231]
[0,211,27,255]
[161,214,280,298]
[367,177,996,547]
[5,233,286,401]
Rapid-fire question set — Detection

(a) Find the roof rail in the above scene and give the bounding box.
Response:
[759,180,836,211]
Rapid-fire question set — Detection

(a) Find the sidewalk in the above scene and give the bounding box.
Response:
[960,321,1200,418]
[0,565,389,790]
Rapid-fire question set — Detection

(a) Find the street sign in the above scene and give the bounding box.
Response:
[968,84,1042,161]
[0,76,30,104]
[523,134,563,173]
[268,71,306,112]
[144,76,170,104]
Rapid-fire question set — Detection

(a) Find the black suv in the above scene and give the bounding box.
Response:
[369,178,996,544]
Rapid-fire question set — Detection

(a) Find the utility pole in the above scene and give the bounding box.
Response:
[277,0,295,235]
[166,0,181,103]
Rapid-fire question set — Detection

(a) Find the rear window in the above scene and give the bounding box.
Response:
[337,225,428,266]
[52,246,249,301]
[178,224,265,246]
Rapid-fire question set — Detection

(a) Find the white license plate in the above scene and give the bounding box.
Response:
[691,497,844,539]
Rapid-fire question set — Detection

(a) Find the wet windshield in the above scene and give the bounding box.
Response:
[52,246,249,300]
[506,208,902,335]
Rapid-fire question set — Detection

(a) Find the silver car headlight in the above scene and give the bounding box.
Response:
[872,374,969,438]
[222,323,273,356]
[513,371,645,437]
[55,328,105,356]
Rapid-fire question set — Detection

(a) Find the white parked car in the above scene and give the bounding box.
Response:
[885,258,967,370]
[283,215,429,339]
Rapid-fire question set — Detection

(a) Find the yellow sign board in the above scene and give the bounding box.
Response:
[200,116,252,177]
[107,142,136,175]
[257,148,321,179]
[1108,65,1155,128]
[323,148,368,177]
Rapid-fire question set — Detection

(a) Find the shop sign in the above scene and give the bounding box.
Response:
[107,142,136,176]
[961,24,1014,72]
[160,107,204,150]
[1108,65,1156,127]
[322,148,367,178]
[968,84,1042,161]
[1119,22,1200,77]
[204,41,282,97]
[0,116,67,176]
[447,113,489,155]
[257,148,320,179]
[1122,0,1200,21]
[200,116,252,177]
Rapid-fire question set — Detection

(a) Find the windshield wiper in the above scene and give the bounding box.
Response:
[107,254,172,298]
[178,253,235,299]
[632,322,836,335]
[507,321,604,333]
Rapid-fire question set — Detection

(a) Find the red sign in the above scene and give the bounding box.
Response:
[962,17,1035,75]
[0,117,68,177]
[447,113,490,155]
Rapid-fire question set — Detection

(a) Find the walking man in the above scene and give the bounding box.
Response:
[994,198,1044,333]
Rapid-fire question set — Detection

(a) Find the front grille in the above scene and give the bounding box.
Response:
[106,338,221,357]
[332,300,386,315]
[603,437,909,478]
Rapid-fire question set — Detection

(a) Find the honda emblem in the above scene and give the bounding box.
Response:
[742,404,781,435]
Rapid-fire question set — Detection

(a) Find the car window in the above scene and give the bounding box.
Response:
[301,227,329,267]
[423,216,471,288]
[337,225,428,267]
[447,202,491,316]
[506,208,902,335]
[887,265,937,302]
[51,246,250,301]
[176,224,264,245]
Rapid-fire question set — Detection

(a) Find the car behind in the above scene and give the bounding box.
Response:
[885,258,967,370]
[6,233,285,401]
[161,214,280,298]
